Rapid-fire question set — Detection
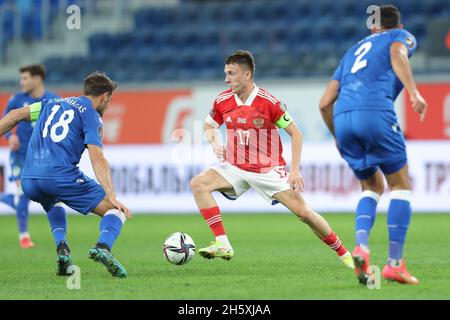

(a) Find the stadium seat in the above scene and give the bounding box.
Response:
[35,0,450,83]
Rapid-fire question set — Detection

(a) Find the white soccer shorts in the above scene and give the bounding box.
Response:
[211,162,292,204]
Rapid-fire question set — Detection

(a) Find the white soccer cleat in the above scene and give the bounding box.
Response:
[340,251,355,269]
[198,241,234,260]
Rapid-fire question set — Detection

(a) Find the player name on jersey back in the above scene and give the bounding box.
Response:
[22,96,103,179]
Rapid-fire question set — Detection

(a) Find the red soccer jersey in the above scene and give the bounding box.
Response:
[206,85,287,173]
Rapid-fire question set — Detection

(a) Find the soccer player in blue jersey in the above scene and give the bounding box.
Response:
[319,5,427,285]
[0,72,131,278]
[2,64,59,248]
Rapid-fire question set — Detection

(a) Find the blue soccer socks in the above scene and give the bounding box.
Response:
[387,190,412,264]
[47,203,68,247]
[97,210,126,251]
[355,190,380,249]
[16,194,30,235]
[0,193,16,209]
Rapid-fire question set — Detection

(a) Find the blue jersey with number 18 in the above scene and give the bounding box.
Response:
[21,96,103,180]
[331,29,416,117]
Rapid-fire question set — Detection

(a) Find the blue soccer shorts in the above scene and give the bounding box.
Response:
[22,173,106,214]
[334,110,407,180]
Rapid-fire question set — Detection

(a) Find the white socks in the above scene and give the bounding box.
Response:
[216,235,231,248]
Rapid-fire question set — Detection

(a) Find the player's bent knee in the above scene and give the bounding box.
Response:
[374,180,385,195]
[364,183,384,196]
[361,173,384,195]
[189,176,209,194]
[92,197,116,216]
[292,204,311,222]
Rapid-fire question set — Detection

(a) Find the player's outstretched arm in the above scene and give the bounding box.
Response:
[284,122,304,193]
[87,144,131,218]
[390,42,428,122]
[319,80,339,137]
[0,106,31,137]
[204,122,225,161]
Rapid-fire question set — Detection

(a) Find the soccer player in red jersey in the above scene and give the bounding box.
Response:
[190,50,354,269]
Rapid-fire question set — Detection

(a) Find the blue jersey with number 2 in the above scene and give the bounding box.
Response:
[22,96,103,180]
[332,29,416,116]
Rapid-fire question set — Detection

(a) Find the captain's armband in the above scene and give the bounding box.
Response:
[275,112,293,129]
[29,102,42,122]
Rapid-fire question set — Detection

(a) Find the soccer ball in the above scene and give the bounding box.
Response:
[163,232,196,265]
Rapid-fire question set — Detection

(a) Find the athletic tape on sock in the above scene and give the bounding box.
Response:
[390,190,411,202]
[360,190,381,202]
[104,209,126,224]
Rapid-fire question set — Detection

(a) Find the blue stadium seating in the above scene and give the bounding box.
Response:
[0,0,85,47]
[30,0,450,83]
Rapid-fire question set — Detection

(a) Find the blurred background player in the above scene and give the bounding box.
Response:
[1,64,59,248]
[190,50,355,270]
[0,72,131,277]
[319,5,427,285]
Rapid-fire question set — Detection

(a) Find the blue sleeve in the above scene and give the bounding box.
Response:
[331,59,343,82]
[3,95,17,140]
[3,95,17,115]
[83,110,103,148]
[391,29,417,57]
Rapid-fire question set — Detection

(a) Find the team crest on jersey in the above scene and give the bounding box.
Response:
[406,36,414,48]
[253,117,265,128]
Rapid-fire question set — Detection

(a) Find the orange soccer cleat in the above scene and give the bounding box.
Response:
[382,260,419,285]
[19,236,35,249]
[352,246,372,285]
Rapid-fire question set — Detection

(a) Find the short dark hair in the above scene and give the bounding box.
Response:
[225,50,255,77]
[380,4,401,29]
[20,64,46,80]
[83,71,117,97]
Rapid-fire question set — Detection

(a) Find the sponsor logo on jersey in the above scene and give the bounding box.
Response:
[253,117,265,128]
[209,108,215,117]
[279,101,287,112]
[225,116,232,122]
[237,118,247,124]
[392,123,400,133]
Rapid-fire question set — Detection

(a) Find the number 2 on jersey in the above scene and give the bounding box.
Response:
[42,105,75,142]
[351,41,372,74]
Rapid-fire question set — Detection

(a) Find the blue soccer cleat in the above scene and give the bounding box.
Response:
[88,246,127,278]
[56,241,73,276]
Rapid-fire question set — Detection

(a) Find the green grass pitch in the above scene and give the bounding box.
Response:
[0,213,449,300]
